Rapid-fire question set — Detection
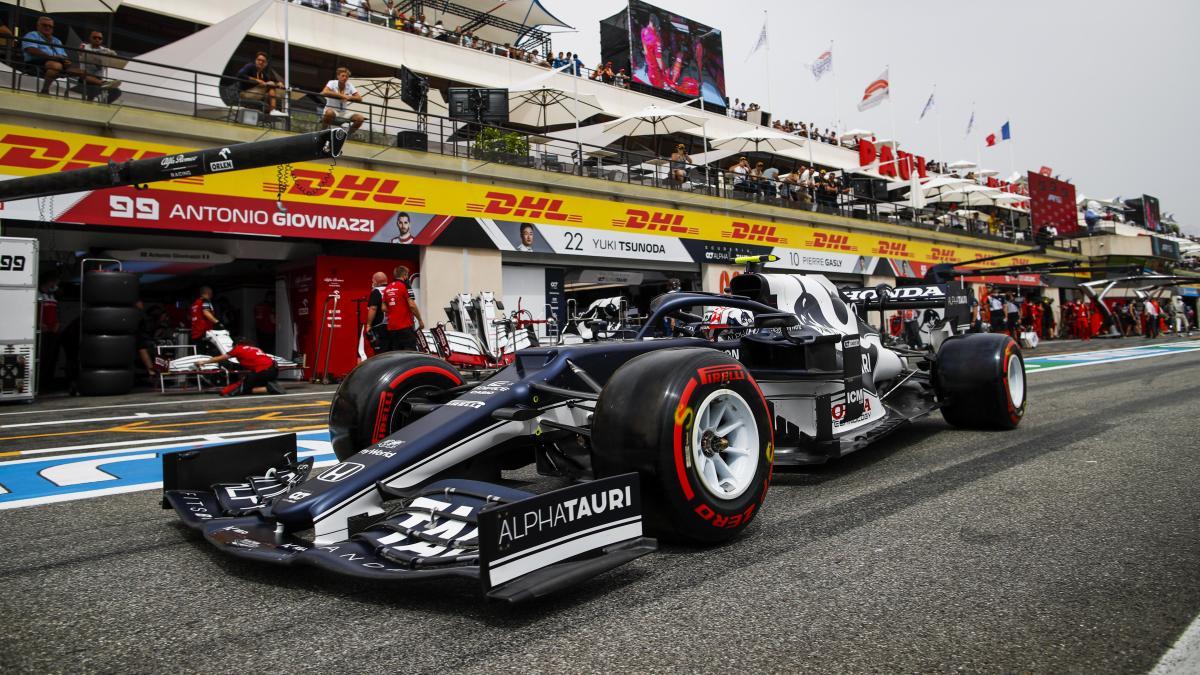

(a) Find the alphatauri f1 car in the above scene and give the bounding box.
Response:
[162,260,1026,602]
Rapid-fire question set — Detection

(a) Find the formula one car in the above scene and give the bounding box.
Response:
[163,258,1026,601]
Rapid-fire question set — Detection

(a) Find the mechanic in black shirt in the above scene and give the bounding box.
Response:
[365,271,389,353]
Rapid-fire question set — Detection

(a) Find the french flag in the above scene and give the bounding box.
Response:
[986,121,1011,147]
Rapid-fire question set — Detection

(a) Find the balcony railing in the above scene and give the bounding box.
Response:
[0,42,1046,247]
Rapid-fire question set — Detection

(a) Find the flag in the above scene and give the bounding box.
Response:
[985,121,1011,147]
[965,109,975,137]
[857,68,889,112]
[746,20,767,61]
[811,47,833,80]
[918,91,935,122]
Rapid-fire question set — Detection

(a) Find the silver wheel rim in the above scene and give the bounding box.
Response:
[1006,353,1025,408]
[690,389,760,500]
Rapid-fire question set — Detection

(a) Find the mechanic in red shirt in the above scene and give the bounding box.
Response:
[202,336,283,396]
[382,264,424,352]
[190,286,222,355]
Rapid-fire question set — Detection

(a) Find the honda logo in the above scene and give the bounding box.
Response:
[317,462,365,483]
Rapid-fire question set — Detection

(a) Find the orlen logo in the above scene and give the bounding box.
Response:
[803,232,857,252]
[466,191,582,222]
[874,240,910,257]
[722,221,787,245]
[930,247,958,262]
[0,133,161,173]
[279,169,427,207]
[611,208,698,235]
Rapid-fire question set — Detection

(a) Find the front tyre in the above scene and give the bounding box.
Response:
[935,333,1026,429]
[592,348,773,544]
[328,353,463,461]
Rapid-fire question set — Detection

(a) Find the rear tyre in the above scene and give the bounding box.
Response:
[77,368,134,396]
[935,333,1026,429]
[328,352,464,461]
[592,348,773,544]
[79,334,136,368]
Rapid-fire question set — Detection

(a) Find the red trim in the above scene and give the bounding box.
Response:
[388,364,463,389]
[673,378,698,501]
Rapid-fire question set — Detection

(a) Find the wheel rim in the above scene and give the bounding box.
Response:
[385,383,444,435]
[690,389,760,500]
[1006,353,1025,408]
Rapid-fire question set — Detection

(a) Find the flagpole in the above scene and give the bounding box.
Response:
[933,84,944,170]
[763,10,773,118]
[887,65,899,178]
[830,40,840,132]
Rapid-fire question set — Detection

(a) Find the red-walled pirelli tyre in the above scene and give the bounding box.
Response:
[934,333,1026,430]
[592,348,774,544]
[328,352,464,461]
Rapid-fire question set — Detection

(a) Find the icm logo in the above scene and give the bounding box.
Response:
[317,462,365,483]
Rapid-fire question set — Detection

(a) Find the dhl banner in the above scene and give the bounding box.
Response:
[0,124,1052,272]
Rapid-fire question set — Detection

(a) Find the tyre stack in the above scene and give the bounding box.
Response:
[78,270,140,396]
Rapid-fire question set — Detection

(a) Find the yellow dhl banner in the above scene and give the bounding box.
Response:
[0,123,1052,267]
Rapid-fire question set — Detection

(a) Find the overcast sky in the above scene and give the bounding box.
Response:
[546,0,1200,233]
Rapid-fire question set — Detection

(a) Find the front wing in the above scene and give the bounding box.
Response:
[162,435,655,603]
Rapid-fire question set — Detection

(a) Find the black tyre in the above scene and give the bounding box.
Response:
[79,334,136,368]
[82,271,139,306]
[81,307,142,335]
[935,333,1026,429]
[77,368,134,396]
[329,352,464,461]
[592,348,773,544]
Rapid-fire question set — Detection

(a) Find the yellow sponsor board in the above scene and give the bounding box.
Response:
[0,123,1052,267]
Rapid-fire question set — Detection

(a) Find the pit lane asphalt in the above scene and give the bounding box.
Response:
[1,345,1199,672]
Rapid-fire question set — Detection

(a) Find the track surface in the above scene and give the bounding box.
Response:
[1,344,1199,672]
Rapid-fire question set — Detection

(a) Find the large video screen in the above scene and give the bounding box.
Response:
[1142,194,1161,232]
[628,1,726,107]
[1027,171,1079,237]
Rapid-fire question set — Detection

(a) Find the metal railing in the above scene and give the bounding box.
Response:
[0,42,1047,247]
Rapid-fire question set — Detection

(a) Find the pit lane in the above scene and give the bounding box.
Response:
[1,340,1198,672]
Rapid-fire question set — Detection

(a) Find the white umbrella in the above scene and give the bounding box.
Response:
[839,129,874,141]
[978,168,999,177]
[508,87,604,130]
[709,127,805,154]
[603,104,706,158]
[6,0,123,10]
[927,183,1002,205]
[946,160,977,171]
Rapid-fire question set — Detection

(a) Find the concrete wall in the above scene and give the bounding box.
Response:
[418,246,502,320]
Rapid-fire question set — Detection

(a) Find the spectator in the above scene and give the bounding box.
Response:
[342,0,367,20]
[321,66,365,132]
[590,61,605,81]
[78,30,122,104]
[614,68,629,88]
[573,52,584,76]
[431,20,445,39]
[668,143,692,186]
[236,51,284,115]
[761,165,780,198]
[204,337,284,396]
[382,265,424,351]
[552,51,564,69]
[410,14,424,34]
[729,156,756,194]
[459,31,472,48]
[779,169,804,203]
[750,160,766,195]
[600,61,615,84]
[22,15,71,94]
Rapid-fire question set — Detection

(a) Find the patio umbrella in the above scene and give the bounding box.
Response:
[508,87,604,130]
[709,127,806,154]
[945,159,977,172]
[351,77,447,130]
[7,0,123,10]
[603,104,706,159]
